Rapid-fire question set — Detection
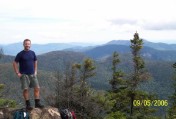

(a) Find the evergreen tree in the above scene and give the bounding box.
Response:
[128,32,157,118]
[0,48,3,59]
[0,48,16,108]
[47,58,103,119]
[45,64,79,109]
[0,84,4,98]
[76,58,96,118]
[106,51,129,118]
[104,33,158,119]
[129,32,145,116]
[109,51,126,92]
[167,63,176,118]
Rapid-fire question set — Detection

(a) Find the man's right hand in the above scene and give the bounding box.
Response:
[17,73,22,78]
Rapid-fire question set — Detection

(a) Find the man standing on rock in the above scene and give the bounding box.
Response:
[13,39,44,110]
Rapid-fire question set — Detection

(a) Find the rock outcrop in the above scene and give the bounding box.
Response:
[0,107,61,119]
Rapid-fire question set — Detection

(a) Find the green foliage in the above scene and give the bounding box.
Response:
[106,51,130,118]
[109,52,126,91]
[167,106,176,119]
[0,84,16,108]
[81,58,96,79]
[130,32,143,53]
[46,58,104,119]
[167,62,176,118]
[0,40,174,117]
[103,33,158,118]
[104,111,126,119]
[0,50,16,108]
[0,48,3,59]
[104,33,158,118]
[0,84,4,92]
[128,32,155,117]
[130,32,145,85]
[0,84,5,98]
[0,98,16,108]
[130,32,144,71]
[38,51,86,72]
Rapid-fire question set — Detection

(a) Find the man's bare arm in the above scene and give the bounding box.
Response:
[13,61,21,77]
[34,60,38,75]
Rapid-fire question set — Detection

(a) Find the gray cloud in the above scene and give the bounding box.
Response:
[110,18,176,31]
[0,13,73,24]
[143,21,176,30]
[109,18,138,25]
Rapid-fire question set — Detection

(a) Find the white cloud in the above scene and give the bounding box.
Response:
[143,20,176,30]
[0,0,176,44]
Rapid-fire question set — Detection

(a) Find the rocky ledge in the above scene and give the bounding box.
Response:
[0,107,61,119]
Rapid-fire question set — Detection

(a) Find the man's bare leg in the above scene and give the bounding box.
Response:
[34,87,44,108]
[23,89,33,110]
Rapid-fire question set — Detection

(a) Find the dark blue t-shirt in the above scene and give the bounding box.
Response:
[14,50,37,75]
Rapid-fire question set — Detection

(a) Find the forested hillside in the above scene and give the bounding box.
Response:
[107,40,176,51]
[0,39,176,118]
[84,44,176,61]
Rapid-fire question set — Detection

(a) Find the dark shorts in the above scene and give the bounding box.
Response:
[20,74,40,90]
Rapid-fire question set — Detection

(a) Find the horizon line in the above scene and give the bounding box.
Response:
[0,39,176,45]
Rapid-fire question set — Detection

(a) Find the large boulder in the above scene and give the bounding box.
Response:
[0,107,61,119]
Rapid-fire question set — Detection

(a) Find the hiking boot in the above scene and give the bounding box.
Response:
[26,100,33,111]
[35,99,44,108]
[26,105,33,111]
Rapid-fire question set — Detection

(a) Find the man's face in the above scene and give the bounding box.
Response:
[23,41,31,51]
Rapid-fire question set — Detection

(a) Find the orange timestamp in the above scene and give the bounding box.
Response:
[133,100,168,107]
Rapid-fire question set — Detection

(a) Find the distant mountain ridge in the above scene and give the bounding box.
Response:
[0,42,96,56]
[107,40,176,51]
[0,40,175,117]
[1,40,176,56]
[83,44,176,61]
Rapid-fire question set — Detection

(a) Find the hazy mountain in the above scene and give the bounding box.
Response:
[37,51,87,71]
[63,46,96,52]
[0,51,87,71]
[1,40,176,56]
[0,42,97,56]
[0,45,175,117]
[84,44,130,59]
[106,40,130,45]
[0,47,174,103]
[106,40,176,51]
[84,44,176,61]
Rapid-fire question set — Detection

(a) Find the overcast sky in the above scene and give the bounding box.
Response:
[0,0,176,44]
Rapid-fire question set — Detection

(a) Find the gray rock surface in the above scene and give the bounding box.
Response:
[0,107,61,119]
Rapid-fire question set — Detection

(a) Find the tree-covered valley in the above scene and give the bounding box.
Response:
[0,34,176,118]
